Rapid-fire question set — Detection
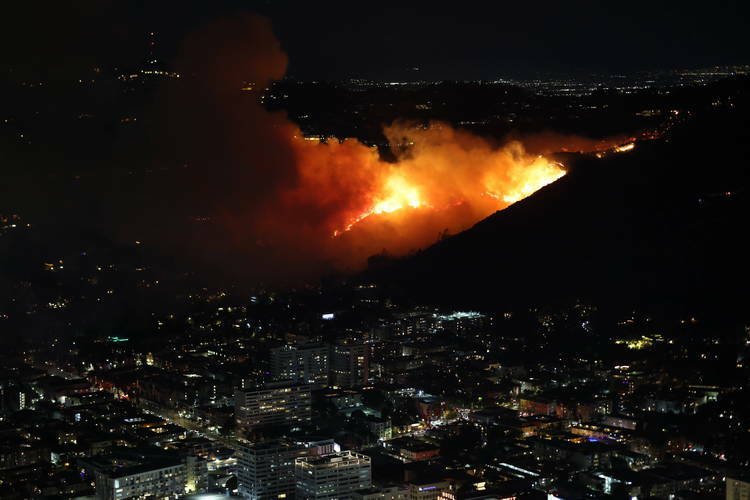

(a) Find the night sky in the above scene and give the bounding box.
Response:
[3,0,749,81]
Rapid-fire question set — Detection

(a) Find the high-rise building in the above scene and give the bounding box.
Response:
[727,476,750,500]
[295,438,339,457]
[295,451,372,500]
[331,340,370,388]
[235,382,312,431]
[238,439,341,500]
[238,440,308,500]
[271,344,330,389]
[185,455,208,494]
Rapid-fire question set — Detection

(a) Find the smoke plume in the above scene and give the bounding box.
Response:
[141,14,602,282]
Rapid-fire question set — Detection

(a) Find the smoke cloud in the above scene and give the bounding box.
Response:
[137,14,604,283]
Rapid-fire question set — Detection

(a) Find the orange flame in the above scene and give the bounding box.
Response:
[243,119,582,274]
[319,125,567,239]
[155,13,601,281]
[333,176,426,237]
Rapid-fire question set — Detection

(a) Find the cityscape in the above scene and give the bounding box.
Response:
[1,2,750,500]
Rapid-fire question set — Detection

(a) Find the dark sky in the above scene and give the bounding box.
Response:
[2,0,749,80]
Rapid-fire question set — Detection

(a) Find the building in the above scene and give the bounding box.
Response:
[640,464,721,498]
[416,397,445,422]
[91,458,195,500]
[365,416,392,440]
[295,438,339,457]
[238,440,308,500]
[601,414,638,430]
[519,397,556,417]
[353,486,410,500]
[296,450,372,500]
[437,481,536,500]
[271,344,330,389]
[235,381,312,431]
[388,438,440,462]
[185,455,208,493]
[0,444,50,470]
[531,438,614,471]
[409,480,451,500]
[322,389,364,411]
[727,476,750,500]
[332,340,370,388]
[238,438,342,500]
[17,390,27,411]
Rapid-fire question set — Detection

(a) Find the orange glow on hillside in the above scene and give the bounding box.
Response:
[156,13,616,280]
[268,121,569,269]
[331,148,566,237]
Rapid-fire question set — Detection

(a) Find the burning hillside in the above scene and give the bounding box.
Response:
[152,14,633,280]
[271,122,568,269]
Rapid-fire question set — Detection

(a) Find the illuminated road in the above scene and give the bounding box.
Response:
[135,400,242,450]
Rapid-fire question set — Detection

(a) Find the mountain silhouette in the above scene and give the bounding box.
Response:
[366,79,750,320]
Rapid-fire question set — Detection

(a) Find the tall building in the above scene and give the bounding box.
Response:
[17,390,27,411]
[238,439,340,500]
[295,450,372,500]
[235,382,312,431]
[186,455,208,494]
[271,344,330,389]
[238,440,308,500]
[295,438,339,457]
[332,340,370,388]
[727,477,750,500]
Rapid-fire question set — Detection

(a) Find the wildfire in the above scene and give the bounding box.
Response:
[333,177,425,236]
[488,157,566,204]
[613,142,635,153]
[159,13,617,279]
[372,176,424,214]
[331,140,567,237]
[596,141,637,158]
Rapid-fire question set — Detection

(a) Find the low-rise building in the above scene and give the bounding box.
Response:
[296,450,372,500]
[90,457,204,500]
[353,485,410,500]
